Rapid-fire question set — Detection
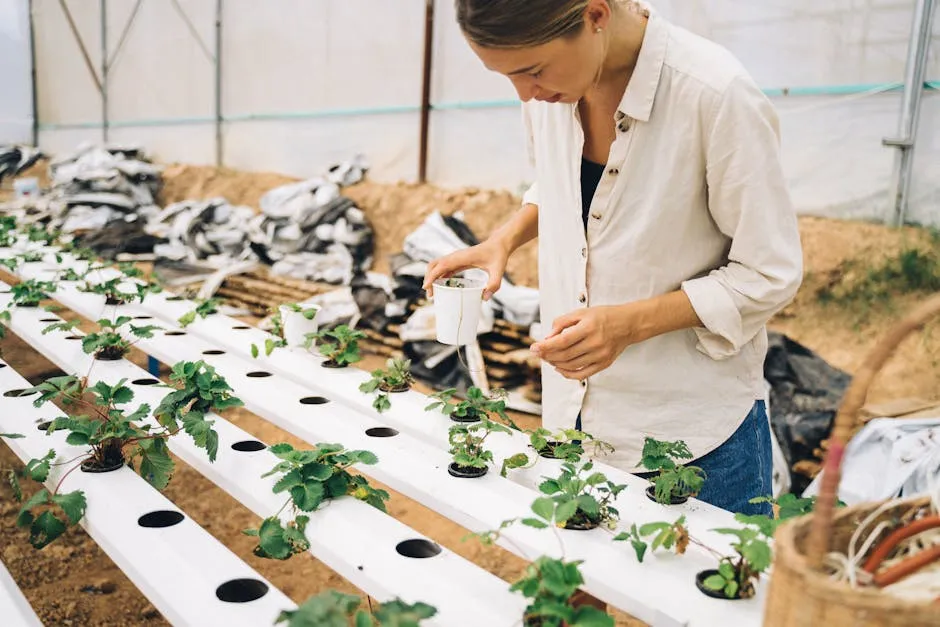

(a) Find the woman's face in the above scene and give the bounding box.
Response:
[468,19,605,104]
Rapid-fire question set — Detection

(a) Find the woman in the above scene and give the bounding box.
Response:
[423,0,802,516]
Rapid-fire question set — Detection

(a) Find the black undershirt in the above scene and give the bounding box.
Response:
[580,157,605,230]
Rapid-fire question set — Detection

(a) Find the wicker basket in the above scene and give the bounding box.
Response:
[763,294,940,626]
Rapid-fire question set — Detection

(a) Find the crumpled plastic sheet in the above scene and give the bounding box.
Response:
[144,156,374,284]
[0,144,42,183]
[764,331,852,496]
[803,417,940,504]
[0,143,164,251]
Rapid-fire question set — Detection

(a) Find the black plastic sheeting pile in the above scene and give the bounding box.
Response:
[0,144,165,256]
[764,331,852,495]
[0,144,42,183]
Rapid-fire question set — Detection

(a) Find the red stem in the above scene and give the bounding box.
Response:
[863,516,940,574]
[53,457,90,495]
[873,545,940,587]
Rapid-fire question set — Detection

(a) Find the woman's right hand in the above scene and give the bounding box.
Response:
[422,237,511,301]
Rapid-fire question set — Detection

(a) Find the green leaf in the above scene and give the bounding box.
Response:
[538,479,560,494]
[718,562,735,580]
[27,510,68,549]
[178,311,197,327]
[724,580,739,599]
[273,469,303,494]
[137,438,175,490]
[531,496,555,521]
[65,432,90,446]
[0,432,25,439]
[703,574,727,591]
[8,470,22,501]
[290,481,326,512]
[250,343,259,358]
[631,539,647,563]
[576,494,599,516]
[554,499,579,523]
[51,491,87,525]
[355,611,373,627]
[257,517,291,560]
[521,517,549,529]
[742,538,773,572]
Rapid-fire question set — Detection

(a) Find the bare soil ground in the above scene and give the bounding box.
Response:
[2,162,938,626]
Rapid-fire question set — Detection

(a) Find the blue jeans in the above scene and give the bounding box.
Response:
[576,400,773,516]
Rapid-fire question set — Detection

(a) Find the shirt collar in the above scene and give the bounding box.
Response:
[617,11,669,122]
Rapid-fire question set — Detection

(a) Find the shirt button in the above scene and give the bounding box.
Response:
[608,168,619,175]
[580,247,587,258]
[580,379,587,387]
[591,212,602,220]
[578,293,587,304]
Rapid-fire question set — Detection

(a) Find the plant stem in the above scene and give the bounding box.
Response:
[53,457,90,495]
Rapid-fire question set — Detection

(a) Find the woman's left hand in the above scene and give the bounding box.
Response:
[530,304,647,380]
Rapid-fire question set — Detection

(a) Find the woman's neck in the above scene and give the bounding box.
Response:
[591,8,648,99]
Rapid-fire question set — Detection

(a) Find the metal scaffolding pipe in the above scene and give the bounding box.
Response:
[418,0,435,183]
[27,0,38,147]
[884,0,936,226]
[215,0,223,166]
[100,0,109,143]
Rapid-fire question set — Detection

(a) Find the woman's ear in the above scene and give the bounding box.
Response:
[584,0,613,33]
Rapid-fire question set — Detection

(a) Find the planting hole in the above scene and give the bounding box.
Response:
[366,427,399,438]
[138,510,184,528]
[231,440,266,452]
[232,325,251,330]
[0,364,6,369]
[36,421,52,431]
[166,296,184,301]
[216,578,269,603]
[65,335,82,340]
[132,378,160,386]
[246,371,272,378]
[395,539,441,559]
[299,396,329,405]
[132,315,153,320]
[165,331,186,336]
[39,317,59,322]
[4,388,37,397]
[202,349,225,355]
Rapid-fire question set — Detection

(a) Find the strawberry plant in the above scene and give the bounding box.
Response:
[14,364,236,549]
[510,556,613,627]
[698,525,772,600]
[43,316,161,360]
[310,324,366,368]
[26,225,56,245]
[531,461,626,531]
[613,515,690,563]
[637,437,706,505]
[8,279,56,307]
[178,297,222,327]
[276,590,437,626]
[425,386,516,426]
[447,417,514,478]
[358,357,414,413]
[501,428,615,476]
[245,442,389,560]
[250,308,287,358]
[57,266,89,282]
[81,277,158,305]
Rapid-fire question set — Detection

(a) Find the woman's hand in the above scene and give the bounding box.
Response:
[530,292,702,379]
[422,236,511,301]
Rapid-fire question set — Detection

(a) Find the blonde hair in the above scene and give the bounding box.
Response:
[455,0,645,49]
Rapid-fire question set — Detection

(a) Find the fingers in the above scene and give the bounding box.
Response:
[423,258,468,296]
[555,360,607,381]
[483,274,502,301]
[532,322,588,357]
[551,349,594,372]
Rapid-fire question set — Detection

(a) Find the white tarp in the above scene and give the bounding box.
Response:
[0,0,32,143]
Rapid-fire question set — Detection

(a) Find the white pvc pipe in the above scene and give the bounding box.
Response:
[0,359,294,626]
[0,284,525,626]
[0,264,766,627]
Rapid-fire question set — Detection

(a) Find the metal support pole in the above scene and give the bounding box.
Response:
[883,0,936,226]
[418,0,435,183]
[100,0,109,144]
[27,0,39,147]
[215,0,223,166]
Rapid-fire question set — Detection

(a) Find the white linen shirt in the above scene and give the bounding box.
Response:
[522,11,803,469]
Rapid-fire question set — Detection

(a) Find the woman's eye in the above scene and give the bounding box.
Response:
[531,70,543,79]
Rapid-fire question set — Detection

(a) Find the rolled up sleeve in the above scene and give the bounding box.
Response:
[681,75,803,359]
[521,103,539,207]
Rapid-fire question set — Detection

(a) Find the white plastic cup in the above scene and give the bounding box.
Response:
[280,305,320,349]
[14,178,39,199]
[433,278,485,345]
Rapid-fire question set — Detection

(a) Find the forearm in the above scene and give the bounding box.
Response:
[488,202,539,256]
[613,290,702,344]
